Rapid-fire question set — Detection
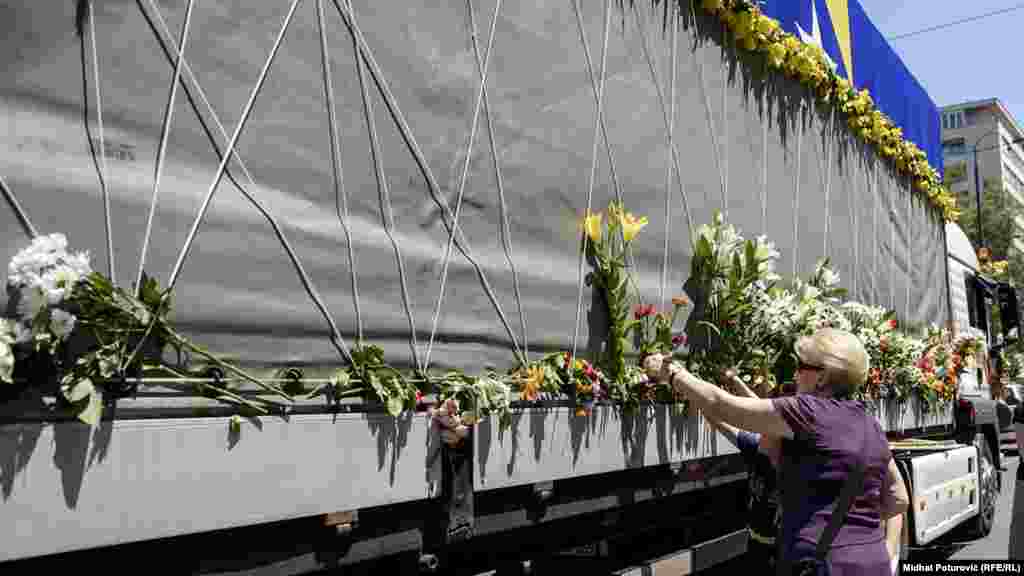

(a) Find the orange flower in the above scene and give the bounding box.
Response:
[520,366,544,402]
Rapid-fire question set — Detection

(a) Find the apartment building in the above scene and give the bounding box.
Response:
[941,98,1024,253]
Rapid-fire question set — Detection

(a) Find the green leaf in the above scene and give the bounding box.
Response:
[63,377,96,404]
[76,390,104,426]
[229,414,242,436]
[697,320,722,338]
[386,396,404,417]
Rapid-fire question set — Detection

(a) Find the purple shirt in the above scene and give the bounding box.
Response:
[771,395,892,572]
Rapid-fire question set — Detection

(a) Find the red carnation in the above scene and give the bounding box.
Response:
[634,304,656,319]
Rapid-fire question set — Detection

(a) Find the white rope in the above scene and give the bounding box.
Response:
[167,0,302,292]
[329,0,526,367]
[660,8,679,311]
[761,93,769,235]
[629,1,692,234]
[136,0,195,296]
[159,0,359,366]
[472,2,528,365]
[697,31,726,213]
[424,0,503,372]
[572,0,636,279]
[792,108,804,278]
[909,175,917,319]
[316,0,363,347]
[88,2,116,285]
[890,175,896,311]
[570,0,623,207]
[851,151,860,299]
[571,0,613,367]
[823,111,834,257]
[721,28,728,219]
[137,0,353,365]
[872,160,879,303]
[344,0,421,371]
[0,174,37,239]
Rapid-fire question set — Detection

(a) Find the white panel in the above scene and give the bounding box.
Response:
[871,396,953,433]
[474,405,738,491]
[0,413,441,562]
[909,446,978,545]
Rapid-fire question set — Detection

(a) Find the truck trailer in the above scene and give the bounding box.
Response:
[0,0,1014,574]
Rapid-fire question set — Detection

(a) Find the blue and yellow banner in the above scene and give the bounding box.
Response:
[759,0,942,173]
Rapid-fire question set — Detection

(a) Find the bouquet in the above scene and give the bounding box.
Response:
[2,234,292,425]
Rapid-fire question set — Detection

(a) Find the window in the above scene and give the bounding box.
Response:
[966,276,978,328]
[944,111,965,130]
[944,138,967,156]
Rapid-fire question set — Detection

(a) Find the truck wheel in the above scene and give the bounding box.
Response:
[970,433,997,538]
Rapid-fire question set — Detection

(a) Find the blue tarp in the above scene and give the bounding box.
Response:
[759,0,943,173]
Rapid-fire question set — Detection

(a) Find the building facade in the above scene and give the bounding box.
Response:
[941,98,1024,253]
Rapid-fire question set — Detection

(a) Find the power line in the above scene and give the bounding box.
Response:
[888,2,1024,41]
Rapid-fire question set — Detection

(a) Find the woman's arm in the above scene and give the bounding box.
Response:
[703,408,742,448]
[652,358,794,439]
[719,369,759,399]
[880,458,910,520]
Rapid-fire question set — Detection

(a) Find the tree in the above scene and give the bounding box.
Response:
[952,177,1024,355]
[955,178,1024,270]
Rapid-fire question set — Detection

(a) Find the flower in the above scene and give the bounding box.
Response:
[634,304,656,319]
[583,211,603,243]
[620,212,649,243]
[672,334,687,349]
[15,286,47,322]
[0,319,14,384]
[521,366,544,402]
[766,42,788,69]
[49,309,76,341]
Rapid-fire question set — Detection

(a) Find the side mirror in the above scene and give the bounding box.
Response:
[998,283,1021,343]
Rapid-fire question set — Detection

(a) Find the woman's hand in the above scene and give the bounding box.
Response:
[643,353,669,382]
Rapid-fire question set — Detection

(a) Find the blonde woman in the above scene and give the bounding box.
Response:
[645,328,909,576]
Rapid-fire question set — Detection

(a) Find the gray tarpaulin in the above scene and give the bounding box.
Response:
[0,1,949,376]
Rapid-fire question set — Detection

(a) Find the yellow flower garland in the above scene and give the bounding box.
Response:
[702,0,960,222]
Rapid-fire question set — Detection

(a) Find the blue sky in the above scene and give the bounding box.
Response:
[859,0,1024,123]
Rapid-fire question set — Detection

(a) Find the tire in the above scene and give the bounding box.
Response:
[970,432,998,538]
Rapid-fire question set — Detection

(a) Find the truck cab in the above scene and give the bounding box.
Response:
[945,222,1014,465]
[892,223,1020,562]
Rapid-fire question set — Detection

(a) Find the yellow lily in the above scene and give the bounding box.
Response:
[620,212,649,243]
[583,211,603,243]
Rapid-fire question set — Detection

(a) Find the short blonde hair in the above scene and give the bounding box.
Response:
[794,328,869,399]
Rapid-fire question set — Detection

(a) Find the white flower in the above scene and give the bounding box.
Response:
[7,234,91,294]
[0,319,14,384]
[820,267,839,287]
[15,286,47,322]
[49,309,77,341]
[12,322,32,345]
[0,341,13,384]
